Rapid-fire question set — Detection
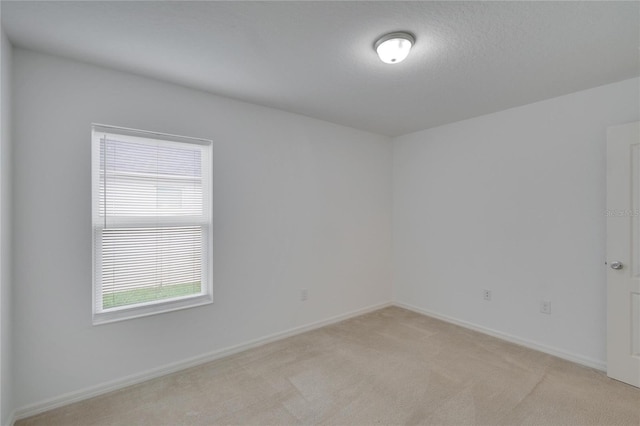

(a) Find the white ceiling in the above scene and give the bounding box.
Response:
[2,1,639,137]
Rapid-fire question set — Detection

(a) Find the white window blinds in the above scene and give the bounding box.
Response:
[92,125,213,324]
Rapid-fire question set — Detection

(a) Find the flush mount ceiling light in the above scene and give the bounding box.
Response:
[374,31,415,64]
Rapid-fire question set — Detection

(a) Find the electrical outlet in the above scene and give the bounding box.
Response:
[483,289,492,301]
[300,288,308,301]
[540,300,551,314]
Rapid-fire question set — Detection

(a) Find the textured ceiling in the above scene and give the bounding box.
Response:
[2,1,639,136]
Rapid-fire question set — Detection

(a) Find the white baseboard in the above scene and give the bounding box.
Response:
[12,301,392,422]
[393,301,606,372]
[4,411,16,426]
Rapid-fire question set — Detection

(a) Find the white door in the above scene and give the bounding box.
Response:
[606,121,640,388]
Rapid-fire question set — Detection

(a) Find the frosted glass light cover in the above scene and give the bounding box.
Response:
[375,33,414,64]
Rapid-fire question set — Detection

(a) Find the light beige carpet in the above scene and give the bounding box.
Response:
[17,307,640,425]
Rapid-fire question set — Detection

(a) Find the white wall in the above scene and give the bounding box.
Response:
[12,48,392,411]
[393,78,640,367]
[0,27,13,426]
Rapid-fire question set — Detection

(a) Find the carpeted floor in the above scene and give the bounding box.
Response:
[17,306,640,425]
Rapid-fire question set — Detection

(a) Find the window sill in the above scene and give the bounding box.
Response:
[93,294,213,325]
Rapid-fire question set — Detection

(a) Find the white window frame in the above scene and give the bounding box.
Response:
[91,124,213,325]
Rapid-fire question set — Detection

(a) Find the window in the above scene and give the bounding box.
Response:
[91,124,213,324]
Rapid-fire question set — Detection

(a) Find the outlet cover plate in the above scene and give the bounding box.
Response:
[540,300,551,314]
